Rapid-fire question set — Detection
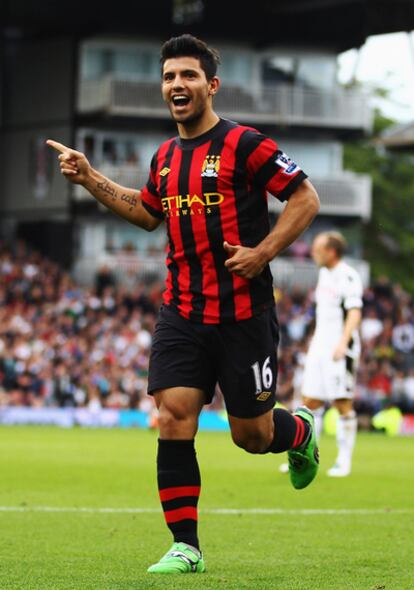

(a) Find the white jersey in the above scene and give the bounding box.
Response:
[309,260,363,359]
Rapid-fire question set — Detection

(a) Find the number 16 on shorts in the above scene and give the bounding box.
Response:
[251,356,273,396]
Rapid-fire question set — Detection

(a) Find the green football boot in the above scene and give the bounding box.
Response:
[287,406,319,490]
[147,542,205,574]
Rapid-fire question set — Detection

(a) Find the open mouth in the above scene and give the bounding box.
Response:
[172,95,191,107]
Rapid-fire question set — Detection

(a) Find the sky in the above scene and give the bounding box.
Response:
[337,31,414,123]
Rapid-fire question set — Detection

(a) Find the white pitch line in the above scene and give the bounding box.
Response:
[0,506,412,515]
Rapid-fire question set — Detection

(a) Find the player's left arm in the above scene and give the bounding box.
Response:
[224,179,319,278]
[333,307,362,361]
[333,271,364,360]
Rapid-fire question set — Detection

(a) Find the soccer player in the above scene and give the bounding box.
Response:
[280,231,363,478]
[47,34,320,574]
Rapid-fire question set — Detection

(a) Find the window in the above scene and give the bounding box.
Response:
[297,55,336,90]
[262,56,296,85]
[261,52,336,90]
[81,48,113,80]
[77,128,165,169]
[80,43,160,82]
[219,51,252,86]
[278,140,342,176]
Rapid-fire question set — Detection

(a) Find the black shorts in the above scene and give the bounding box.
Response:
[148,304,279,418]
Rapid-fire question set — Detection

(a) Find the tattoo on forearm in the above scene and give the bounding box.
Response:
[121,193,138,211]
[97,181,117,201]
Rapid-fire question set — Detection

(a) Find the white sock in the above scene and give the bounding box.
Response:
[336,411,357,468]
[313,407,325,441]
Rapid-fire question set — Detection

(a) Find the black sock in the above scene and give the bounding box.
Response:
[157,439,201,550]
[265,409,310,453]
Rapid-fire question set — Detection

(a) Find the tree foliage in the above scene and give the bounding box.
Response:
[343,110,414,293]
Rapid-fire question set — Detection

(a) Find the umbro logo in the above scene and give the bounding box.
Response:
[256,391,271,401]
[160,167,171,177]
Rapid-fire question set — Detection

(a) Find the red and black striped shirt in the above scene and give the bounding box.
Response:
[140,118,307,324]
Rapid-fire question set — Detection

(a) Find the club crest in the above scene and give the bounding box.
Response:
[201,155,220,178]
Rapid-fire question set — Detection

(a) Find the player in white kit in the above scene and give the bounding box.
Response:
[303,231,363,476]
[280,231,363,477]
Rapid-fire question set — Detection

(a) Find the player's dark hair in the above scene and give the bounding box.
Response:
[324,231,347,258]
[160,34,220,80]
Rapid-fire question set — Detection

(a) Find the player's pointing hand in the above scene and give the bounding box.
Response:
[46,139,91,185]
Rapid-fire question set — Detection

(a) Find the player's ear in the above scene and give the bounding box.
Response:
[209,76,220,96]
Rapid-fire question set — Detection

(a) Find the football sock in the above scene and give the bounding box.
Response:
[265,408,310,453]
[336,411,357,467]
[157,439,201,550]
[313,406,325,440]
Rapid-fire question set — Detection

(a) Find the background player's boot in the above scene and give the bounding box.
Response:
[287,407,319,489]
[147,542,205,574]
[328,411,356,477]
[327,461,351,477]
[279,462,289,473]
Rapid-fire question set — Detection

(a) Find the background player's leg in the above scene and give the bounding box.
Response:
[301,397,325,440]
[329,398,357,477]
[148,387,205,574]
[301,352,326,440]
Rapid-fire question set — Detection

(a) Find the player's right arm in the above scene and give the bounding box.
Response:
[46,139,161,232]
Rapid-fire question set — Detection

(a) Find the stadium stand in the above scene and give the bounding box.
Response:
[1,240,413,421]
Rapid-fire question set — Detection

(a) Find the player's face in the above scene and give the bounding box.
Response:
[162,56,218,125]
[311,235,331,267]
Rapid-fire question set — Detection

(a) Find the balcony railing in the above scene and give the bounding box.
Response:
[78,76,372,131]
[72,253,370,291]
[269,172,372,220]
[73,165,372,220]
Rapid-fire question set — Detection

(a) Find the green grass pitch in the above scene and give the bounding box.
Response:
[0,425,413,589]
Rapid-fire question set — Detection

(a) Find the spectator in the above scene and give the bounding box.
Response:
[1,239,414,420]
[95,264,116,297]
[392,317,414,354]
[366,359,393,412]
[361,307,383,342]
[402,369,414,413]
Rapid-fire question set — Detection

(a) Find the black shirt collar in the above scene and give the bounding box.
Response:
[175,118,235,149]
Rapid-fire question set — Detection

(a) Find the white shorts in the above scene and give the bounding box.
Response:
[301,351,357,401]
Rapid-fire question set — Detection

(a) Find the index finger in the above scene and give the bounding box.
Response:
[46,139,71,154]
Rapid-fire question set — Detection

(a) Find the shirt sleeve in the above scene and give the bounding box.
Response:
[342,268,363,310]
[243,131,308,201]
[140,153,165,220]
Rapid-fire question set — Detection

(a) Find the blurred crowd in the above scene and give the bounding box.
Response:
[276,279,414,415]
[0,240,162,413]
[1,240,414,416]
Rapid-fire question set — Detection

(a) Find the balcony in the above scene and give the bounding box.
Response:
[269,172,372,220]
[73,165,372,220]
[77,76,372,131]
[72,252,369,292]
